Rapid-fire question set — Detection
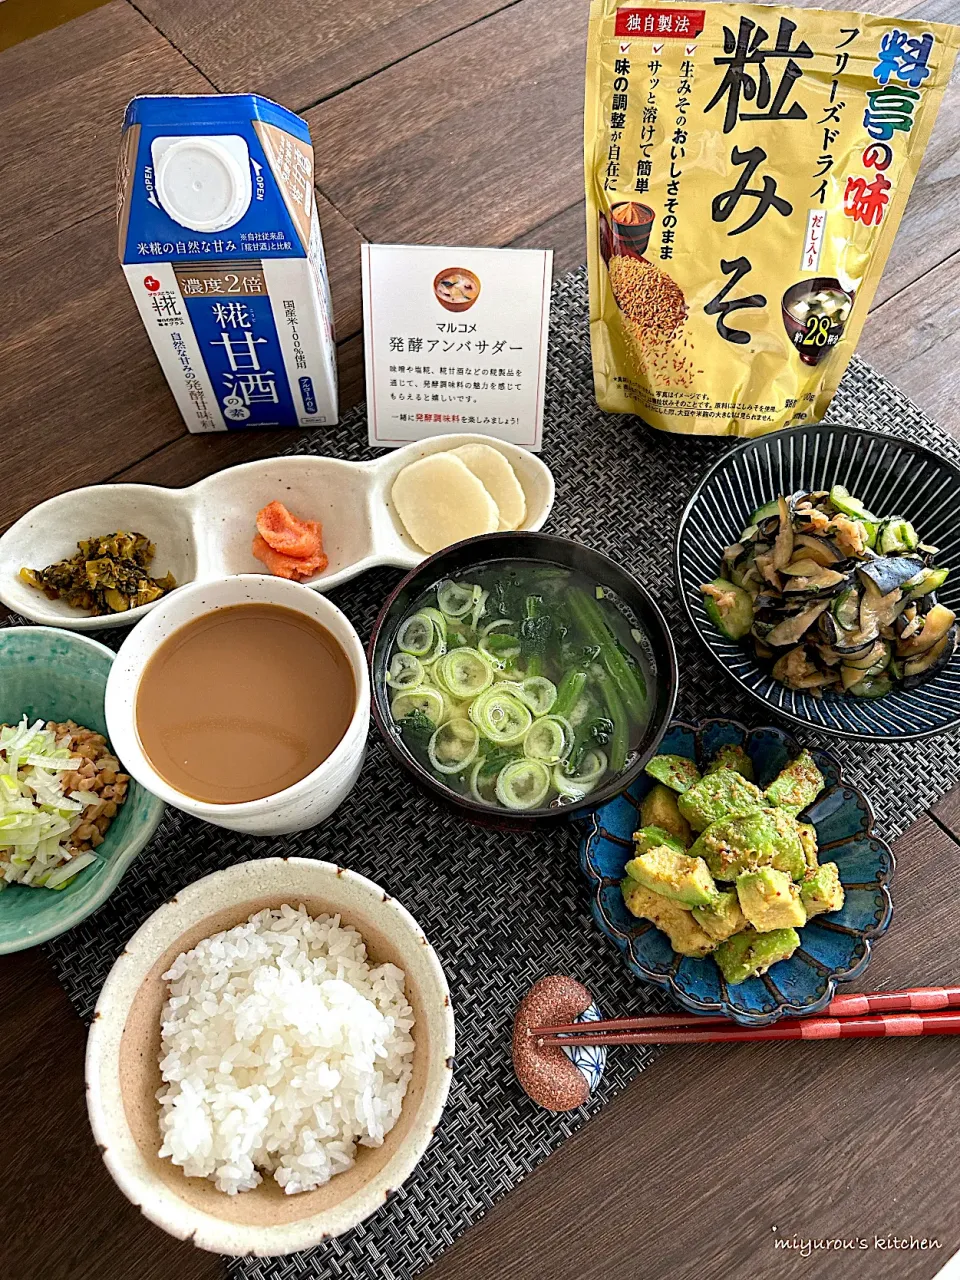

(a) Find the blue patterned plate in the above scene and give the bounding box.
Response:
[676,425,960,740]
[579,718,894,1026]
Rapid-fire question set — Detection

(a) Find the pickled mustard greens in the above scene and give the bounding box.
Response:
[622,744,844,984]
[21,531,176,617]
[387,561,652,810]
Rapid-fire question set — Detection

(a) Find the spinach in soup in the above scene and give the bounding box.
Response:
[386,561,651,810]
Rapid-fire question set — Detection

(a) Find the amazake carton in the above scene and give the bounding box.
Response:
[118,94,338,431]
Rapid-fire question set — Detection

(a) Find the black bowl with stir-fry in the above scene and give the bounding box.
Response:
[368,533,677,825]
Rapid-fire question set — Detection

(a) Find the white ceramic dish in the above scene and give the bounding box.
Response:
[86,857,455,1257]
[105,575,370,837]
[0,434,555,631]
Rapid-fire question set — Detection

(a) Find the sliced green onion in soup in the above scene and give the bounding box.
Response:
[434,647,494,699]
[554,747,608,798]
[495,759,552,810]
[517,676,557,716]
[437,580,479,619]
[428,718,480,774]
[417,607,449,661]
[469,588,489,631]
[396,613,436,657]
[386,652,425,690]
[480,618,517,637]
[522,715,572,764]
[468,687,532,745]
[391,686,446,725]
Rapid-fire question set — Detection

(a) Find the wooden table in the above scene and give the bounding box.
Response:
[1,2,959,1277]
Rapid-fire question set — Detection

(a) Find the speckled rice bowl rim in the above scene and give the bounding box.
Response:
[85,858,455,1257]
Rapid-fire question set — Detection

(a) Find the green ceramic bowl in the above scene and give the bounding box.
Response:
[0,627,165,954]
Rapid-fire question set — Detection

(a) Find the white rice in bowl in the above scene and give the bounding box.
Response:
[156,903,416,1196]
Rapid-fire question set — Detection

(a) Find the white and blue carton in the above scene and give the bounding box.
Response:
[118,94,338,431]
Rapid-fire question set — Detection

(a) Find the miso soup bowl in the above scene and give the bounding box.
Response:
[104,576,370,837]
[85,857,455,1256]
[369,532,678,826]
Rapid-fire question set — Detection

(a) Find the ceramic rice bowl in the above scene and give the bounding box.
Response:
[85,857,455,1256]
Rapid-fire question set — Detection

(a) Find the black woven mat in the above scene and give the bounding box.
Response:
[16,265,960,1280]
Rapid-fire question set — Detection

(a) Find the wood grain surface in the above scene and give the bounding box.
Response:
[0,1,958,1279]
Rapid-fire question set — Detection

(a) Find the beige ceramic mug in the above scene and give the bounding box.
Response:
[104,574,370,836]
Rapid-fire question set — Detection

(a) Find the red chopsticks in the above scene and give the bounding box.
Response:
[530,985,960,1047]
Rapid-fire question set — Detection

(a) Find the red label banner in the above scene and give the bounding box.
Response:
[614,8,706,38]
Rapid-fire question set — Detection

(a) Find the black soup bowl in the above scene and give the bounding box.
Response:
[368,532,678,826]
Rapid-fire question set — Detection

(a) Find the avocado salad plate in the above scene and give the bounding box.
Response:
[580,718,894,1026]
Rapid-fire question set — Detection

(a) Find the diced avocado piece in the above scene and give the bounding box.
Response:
[714,927,801,985]
[800,861,845,918]
[690,808,805,881]
[640,783,692,844]
[692,889,745,942]
[763,749,825,816]
[633,825,687,856]
[704,744,755,781]
[677,769,764,832]
[736,867,807,931]
[625,847,719,909]
[621,880,717,958]
[644,753,701,794]
[701,578,754,640]
[798,821,819,870]
[764,808,808,880]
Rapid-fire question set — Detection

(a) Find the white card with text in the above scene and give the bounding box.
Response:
[362,243,552,450]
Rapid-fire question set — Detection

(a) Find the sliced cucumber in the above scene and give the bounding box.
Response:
[750,499,780,523]
[848,672,894,698]
[906,566,949,599]
[829,485,878,523]
[878,517,919,554]
[701,579,754,641]
[832,587,861,632]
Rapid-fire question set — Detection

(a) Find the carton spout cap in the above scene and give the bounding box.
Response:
[155,136,251,233]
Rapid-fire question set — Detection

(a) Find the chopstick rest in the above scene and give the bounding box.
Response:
[512,975,607,1113]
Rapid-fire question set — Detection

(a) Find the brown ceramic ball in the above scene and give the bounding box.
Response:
[513,974,594,1112]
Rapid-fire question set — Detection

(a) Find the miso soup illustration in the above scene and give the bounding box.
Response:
[782,277,855,366]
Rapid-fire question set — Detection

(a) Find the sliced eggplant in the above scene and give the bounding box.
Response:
[782,557,830,577]
[710,483,951,703]
[898,603,957,657]
[857,556,924,596]
[781,566,851,598]
[771,646,837,691]
[771,496,794,571]
[793,533,848,567]
[844,638,891,672]
[766,599,830,647]
[858,573,904,631]
[901,625,958,690]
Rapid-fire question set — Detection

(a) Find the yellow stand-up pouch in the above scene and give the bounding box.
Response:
[584,2,959,436]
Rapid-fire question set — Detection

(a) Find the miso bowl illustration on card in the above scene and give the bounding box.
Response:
[433,267,481,312]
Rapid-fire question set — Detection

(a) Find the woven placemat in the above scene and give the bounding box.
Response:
[12,265,960,1280]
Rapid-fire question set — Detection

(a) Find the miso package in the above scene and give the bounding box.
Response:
[584,2,959,436]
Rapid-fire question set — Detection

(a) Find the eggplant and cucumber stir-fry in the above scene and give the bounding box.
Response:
[386,562,651,810]
[700,486,957,699]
